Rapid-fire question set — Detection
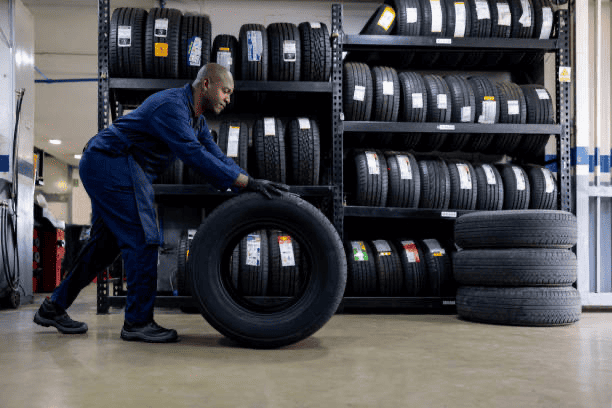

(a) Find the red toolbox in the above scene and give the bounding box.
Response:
[41,229,65,292]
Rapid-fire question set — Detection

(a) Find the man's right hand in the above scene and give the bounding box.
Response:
[244,177,289,199]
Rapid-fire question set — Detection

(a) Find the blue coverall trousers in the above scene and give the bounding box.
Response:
[51,150,159,323]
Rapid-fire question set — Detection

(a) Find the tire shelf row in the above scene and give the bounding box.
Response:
[343,34,558,50]
[109,78,332,93]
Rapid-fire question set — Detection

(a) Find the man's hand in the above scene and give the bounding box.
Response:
[244,177,290,199]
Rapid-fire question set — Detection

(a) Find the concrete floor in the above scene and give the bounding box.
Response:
[1,285,611,408]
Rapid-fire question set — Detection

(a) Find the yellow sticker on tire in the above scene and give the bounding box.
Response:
[378,6,396,31]
[155,43,168,57]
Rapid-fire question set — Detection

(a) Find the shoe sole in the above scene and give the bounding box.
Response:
[33,312,88,334]
[120,329,179,343]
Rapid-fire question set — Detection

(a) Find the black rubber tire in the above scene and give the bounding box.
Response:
[179,14,211,79]
[346,240,378,296]
[298,22,331,82]
[447,159,478,210]
[473,163,504,210]
[453,248,577,286]
[438,0,470,66]
[212,34,239,79]
[482,0,511,67]
[456,286,581,326]
[460,0,492,67]
[414,0,447,66]
[268,231,302,296]
[253,117,286,183]
[360,4,397,35]
[343,62,374,122]
[218,121,248,171]
[394,239,427,296]
[418,158,451,209]
[386,0,422,36]
[439,75,475,152]
[454,209,578,249]
[385,152,421,208]
[464,76,500,152]
[526,164,558,209]
[348,149,389,207]
[515,84,554,159]
[420,238,454,296]
[177,232,191,296]
[520,0,553,65]
[509,0,535,38]
[110,8,147,78]
[4,290,20,309]
[268,23,301,81]
[188,193,346,349]
[497,163,531,209]
[397,72,427,150]
[370,240,404,296]
[155,158,184,184]
[371,66,400,122]
[238,230,269,296]
[416,74,452,152]
[286,117,321,186]
[487,82,527,154]
[239,24,268,81]
[144,8,182,79]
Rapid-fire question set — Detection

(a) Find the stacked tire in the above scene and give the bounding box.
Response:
[454,210,581,326]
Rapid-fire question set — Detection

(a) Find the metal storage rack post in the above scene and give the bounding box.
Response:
[331,4,572,310]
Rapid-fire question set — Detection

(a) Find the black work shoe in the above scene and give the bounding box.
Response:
[33,298,88,334]
[120,320,178,343]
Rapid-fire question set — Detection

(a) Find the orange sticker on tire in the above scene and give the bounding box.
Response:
[155,43,168,57]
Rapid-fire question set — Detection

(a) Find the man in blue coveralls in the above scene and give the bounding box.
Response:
[33,63,288,343]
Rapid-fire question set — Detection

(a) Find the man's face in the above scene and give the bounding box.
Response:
[200,73,234,115]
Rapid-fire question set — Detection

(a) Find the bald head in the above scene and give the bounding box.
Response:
[193,63,233,90]
[192,63,234,116]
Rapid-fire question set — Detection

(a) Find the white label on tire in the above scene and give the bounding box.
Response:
[217,51,233,70]
[457,163,472,189]
[298,118,311,130]
[401,240,420,263]
[461,106,472,122]
[188,36,202,67]
[283,40,297,62]
[519,0,532,27]
[373,240,392,256]
[437,94,448,110]
[352,241,368,261]
[508,100,520,115]
[536,88,550,100]
[118,26,132,47]
[454,3,467,37]
[247,31,263,62]
[264,118,276,136]
[397,155,413,180]
[412,93,424,109]
[366,151,380,175]
[406,7,418,23]
[378,6,396,31]
[543,168,555,193]
[227,126,240,158]
[383,81,394,96]
[482,164,497,185]
[540,8,553,39]
[478,100,496,124]
[154,18,168,37]
[475,0,491,20]
[310,22,321,29]
[497,3,511,26]
[513,166,526,190]
[430,0,443,33]
[278,236,296,267]
[354,85,366,102]
[246,234,261,266]
[422,239,446,256]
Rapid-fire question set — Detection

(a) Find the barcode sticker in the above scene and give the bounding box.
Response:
[519,0,532,27]
[430,0,443,33]
[441,211,457,218]
[227,126,240,158]
[454,2,466,37]
[373,240,392,255]
[278,236,296,267]
[461,106,472,122]
[283,40,297,62]
[406,7,418,23]
[188,36,203,67]
[438,124,455,130]
[436,38,452,44]
[298,118,311,130]
[543,168,555,193]
[247,31,263,61]
[482,164,497,185]
[118,26,131,47]
[378,6,396,31]
[508,100,520,115]
[217,51,233,70]
[513,166,526,191]
[246,234,261,266]
[154,19,168,37]
[536,88,550,100]
[478,100,496,124]
[497,3,511,26]
[264,118,276,136]
[401,240,420,263]
[310,22,321,29]
[352,241,368,261]
[475,0,490,20]
[383,81,394,96]
[354,85,366,102]
[540,8,553,39]
[366,152,380,175]
[397,155,413,180]
[457,163,472,189]
[437,93,448,109]
[412,93,424,109]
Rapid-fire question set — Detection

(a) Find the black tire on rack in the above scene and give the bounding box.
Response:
[420,238,453,297]
[438,0,471,67]
[460,0,492,67]
[514,84,554,158]
[521,0,554,65]
[386,152,421,208]
[370,240,404,296]
[418,158,451,209]
[230,244,240,291]
[177,231,190,295]
[268,231,301,296]
[298,22,331,82]
[497,163,530,209]
[439,75,475,152]
[238,230,269,296]
[447,159,478,210]
[239,24,268,81]
[179,14,211,79]
[370,66,400,147]
[110,8,147,78]
[486,82,527,154]
[144,8,182,78]
[212,34,239,79]
[386,0,422,35]
[473,162,504,210]
[351,149,389,207]
[415,0,447,67]
[397,72,427,150]
[343,62,374,122]
[497,0,535,65]
[217,121,249,170]
[360,4,397,35]
[482,0,511,67]
[526,164,558,209]
[453,248,577,286]
[454,209,578,249]
[394,239,427,296]
[346,240,378,296]
[464,76,500,152]
[286,117,321,186]
[416,75,452,152]
[268,23,301,81]
[253,117,286,183]
[155,158,184,184]
[456,286,581,326]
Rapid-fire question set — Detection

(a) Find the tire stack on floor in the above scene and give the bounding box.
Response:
[453,210,581,326]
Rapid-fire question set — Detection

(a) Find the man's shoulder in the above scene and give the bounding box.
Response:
[145,87,189,111]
